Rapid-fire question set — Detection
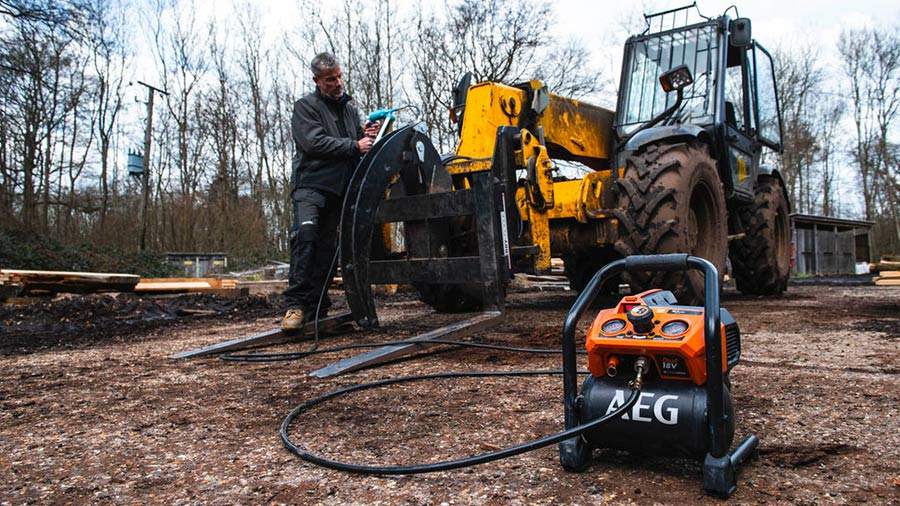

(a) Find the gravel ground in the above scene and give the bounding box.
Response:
[1,284,898,504]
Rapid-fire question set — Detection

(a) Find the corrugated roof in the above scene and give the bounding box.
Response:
[790,213,875,229]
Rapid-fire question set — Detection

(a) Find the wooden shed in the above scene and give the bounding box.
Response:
[790,214,874,276]
[165,252,228,277]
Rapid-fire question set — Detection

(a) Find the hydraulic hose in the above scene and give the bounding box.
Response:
[279,370,642,475]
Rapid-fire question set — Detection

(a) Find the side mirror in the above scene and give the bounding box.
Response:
[659,64,693,93]
[730,18,752,47]
[621,65,693,148]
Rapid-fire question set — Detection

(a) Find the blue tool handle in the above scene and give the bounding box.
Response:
[367,108,396,122]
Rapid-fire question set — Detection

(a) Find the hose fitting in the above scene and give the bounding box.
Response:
[630,356,649,390]
[606,355,620,377]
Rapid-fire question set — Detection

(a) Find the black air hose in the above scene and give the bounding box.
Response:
[279,370,641,475]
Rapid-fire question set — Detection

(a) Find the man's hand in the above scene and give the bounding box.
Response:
[364,121,381,139]
[357,136,374,154]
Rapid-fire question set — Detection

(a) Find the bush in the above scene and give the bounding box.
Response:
[0,227,176,277]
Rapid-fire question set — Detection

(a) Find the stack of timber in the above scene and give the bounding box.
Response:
[228,278,347,295]
[0,269,139,297]
[550,257,565,275]
[135,277,247,296]
[508,273,570,292]
[874,272,900,286]
[873,256,900,287]
[234,279,288,295]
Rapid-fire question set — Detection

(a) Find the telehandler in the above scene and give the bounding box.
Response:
[340,4,790,329]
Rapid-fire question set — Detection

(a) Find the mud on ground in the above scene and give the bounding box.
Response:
[1,284,898,504]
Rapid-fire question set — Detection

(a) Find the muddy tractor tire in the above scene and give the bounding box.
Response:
[564,254,600,293]
[729,175,791,295]
[414,215,508,313]
[417,282,486,313]
[417,271,509,313]
[414,216,481,313]
[613,141,728,304]
[563,249,620,294]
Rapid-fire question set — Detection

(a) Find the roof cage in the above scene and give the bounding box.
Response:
[642,2,711,35]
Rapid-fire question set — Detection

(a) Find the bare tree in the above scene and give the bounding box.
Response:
[86,0,128,228]
[236,5,270,204]
[839,27,900,252]
[773,44,824,214]
[815,97,844,217]
[0,6,82,230]
[202,19,239,250]
[408,0,603,150]
[150,0,208,249]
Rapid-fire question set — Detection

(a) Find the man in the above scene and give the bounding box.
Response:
[282,52,378,331]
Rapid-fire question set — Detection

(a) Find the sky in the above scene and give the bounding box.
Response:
[555,0,899,86]
[155,0,899,108]
[130,0,900,109]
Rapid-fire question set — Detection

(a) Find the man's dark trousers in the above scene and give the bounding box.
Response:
[284,188,342,313]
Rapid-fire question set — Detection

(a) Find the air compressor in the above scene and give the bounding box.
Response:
[278,254,758,498]
[558,253,759,497]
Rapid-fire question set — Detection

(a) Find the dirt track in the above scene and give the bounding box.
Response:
[1,283,899,504]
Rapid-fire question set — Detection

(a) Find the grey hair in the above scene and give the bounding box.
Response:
[310,52,339,77]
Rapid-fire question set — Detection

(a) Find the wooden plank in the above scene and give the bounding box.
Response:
[236,279,288,294]
[875,260,900,271]
[876,271,900,278]
[236,280,289,287]
[310,311,505,378]
[0,269,139,294]
[524,274,568,282]
[172,311,354,359]
[136,281,213,291]
[134,277,244,295]
[1,269,139,282]
[138,277,235,288]
[137,287,248,297]
[874,278,900,286]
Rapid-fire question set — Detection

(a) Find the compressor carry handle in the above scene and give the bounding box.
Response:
[561,254,729,458]
[624,253,689,271]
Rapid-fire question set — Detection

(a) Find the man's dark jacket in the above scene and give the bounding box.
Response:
[291,90,364,197]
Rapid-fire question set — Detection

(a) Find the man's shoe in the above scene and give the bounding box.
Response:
[281,309,306,332]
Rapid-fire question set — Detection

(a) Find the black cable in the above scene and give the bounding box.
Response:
[309,244,340,353]
[221,338,587,362]
[280,369,641,475]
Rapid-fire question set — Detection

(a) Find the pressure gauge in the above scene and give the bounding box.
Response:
[661,320,689,337]
[601,319,627,334]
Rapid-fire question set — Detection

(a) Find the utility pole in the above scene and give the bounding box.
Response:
[136,81,168,252]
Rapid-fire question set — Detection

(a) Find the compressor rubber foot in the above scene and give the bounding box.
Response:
[702,434,760,498]
[559,437,591,472]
